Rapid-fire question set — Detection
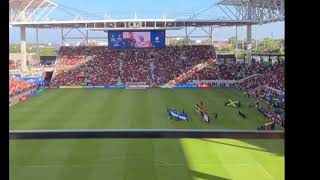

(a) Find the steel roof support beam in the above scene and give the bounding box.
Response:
[200,26,210,36]
[224,5,237,19]
[41,4,57,21]
[63,28,74,38]
[187,27,197,37]
[15,0,36,21]
[217,0,284,24]
[185,26,188,45]
[76,28,86,37]
[34,4,52,22]
[26,0,46,22]
[10,7,21,22]
[217,5,234,20]
[61,28,91,46]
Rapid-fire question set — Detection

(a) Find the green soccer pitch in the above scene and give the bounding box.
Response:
[9,88,284,180]
[9,88,280,130]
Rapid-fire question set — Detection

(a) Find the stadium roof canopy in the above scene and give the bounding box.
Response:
[9,0,58,23]
[216,0,284,23]
[217,0,283,10]
[9,0,284,29]
[9,0,55,9]
[10,19,258,30]
[9,0,284,71]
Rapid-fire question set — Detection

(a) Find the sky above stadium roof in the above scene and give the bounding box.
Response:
[9,0,284,44]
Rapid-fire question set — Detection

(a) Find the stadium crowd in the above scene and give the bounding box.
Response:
[9,77,37,97]
[13,45,284,124]
[239,64,284,91]
[51,46,284,89]
[9,65,18,70]
[50,45,217,86]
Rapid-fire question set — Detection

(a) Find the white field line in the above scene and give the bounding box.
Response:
[256,161,275,180]
[18,156,256,169]
[21,162,250,168]
[15,155,230,167]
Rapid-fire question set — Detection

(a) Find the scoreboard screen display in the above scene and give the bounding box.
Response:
[108,31,165,48]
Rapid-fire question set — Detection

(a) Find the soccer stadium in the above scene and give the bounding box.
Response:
[9,0,285,179]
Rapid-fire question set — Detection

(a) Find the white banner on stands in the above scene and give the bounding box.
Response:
[126,82,149,89]
[191,80,237,87]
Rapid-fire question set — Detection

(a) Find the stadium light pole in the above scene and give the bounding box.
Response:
[185,27,188,45]
[20,25,27,72]
[246,24,252,63]
[86,29,89,46]
[246,1,253,64]
[210,26,214,45]
[36,28,39,61]
[242,35,244,53]
[61,28,64,46]
[235,25,238,60]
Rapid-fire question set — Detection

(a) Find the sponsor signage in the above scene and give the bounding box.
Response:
[175,83,196,88]
[60,86,83,89]
[126,82,149,89]
[105,84,126,89]
[23,77,44,84]
[126,84,149,89]
[10,74,22,79]
[196,83,212,88]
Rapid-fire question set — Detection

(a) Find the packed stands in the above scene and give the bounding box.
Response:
[51,46,284,92]
[47,45,286,123]
[50,45,216,86]
[238,63,285,123]
[258,106,284,124]
[9,65,18,70]
[9,77,37,97]
[239,64,284,91]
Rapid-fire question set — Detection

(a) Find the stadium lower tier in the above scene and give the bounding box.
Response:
[50,45,284,91]
[10,138,284,180]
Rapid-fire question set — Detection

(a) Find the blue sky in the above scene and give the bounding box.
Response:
[9,0,284,44]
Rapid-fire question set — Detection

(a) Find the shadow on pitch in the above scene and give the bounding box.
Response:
[189,169,231,180]
[201,139,283,156]
[240,139,284,156]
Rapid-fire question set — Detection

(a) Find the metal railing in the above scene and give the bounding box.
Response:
[9,129,284,139]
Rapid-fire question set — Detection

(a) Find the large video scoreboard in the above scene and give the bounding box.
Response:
[108,30,165,48]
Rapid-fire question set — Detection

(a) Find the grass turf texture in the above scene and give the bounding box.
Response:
[10,88,284,179]
[10,139,284,180]
[10,88,277,130]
